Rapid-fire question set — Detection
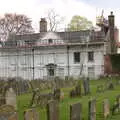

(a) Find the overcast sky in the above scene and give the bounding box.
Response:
[0,0,120,32]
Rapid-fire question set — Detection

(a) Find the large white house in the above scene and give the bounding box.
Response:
[0,12,118,80]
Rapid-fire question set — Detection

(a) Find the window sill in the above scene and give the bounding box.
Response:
[88,60,94,62]
[74,62,80,64]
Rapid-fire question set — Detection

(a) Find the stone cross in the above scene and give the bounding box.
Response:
[47,100,59,120]
[24,108,39,120]
[88,99,96,120]
[70,103,82,120]
[5,88,16,108]
[103,99,110,119]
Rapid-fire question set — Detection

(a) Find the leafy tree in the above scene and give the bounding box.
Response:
[0,13,34,41]
[67,15,93,31]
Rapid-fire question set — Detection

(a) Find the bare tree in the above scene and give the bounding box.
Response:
[47,9,64,31]
[0,13,34,41]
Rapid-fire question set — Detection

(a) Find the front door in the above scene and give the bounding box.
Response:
[46,63,57,77]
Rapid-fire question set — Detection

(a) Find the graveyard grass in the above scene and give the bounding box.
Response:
[17,78,120,120]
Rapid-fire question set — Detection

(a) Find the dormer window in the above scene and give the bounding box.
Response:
[48,39,53,44]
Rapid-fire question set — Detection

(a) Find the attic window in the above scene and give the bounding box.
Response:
[48,39,53,44]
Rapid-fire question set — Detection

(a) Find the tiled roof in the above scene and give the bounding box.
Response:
[10,30,105,42]
[3,30,105,47]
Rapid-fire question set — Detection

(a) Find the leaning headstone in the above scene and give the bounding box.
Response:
[24,108,39,120]
[47,100,59,120]
[5,88,16,108]
[83,78,90,95]
[103,99,110,119]
[116,95,120,110]
[70,103,82,120]
[88,99,96,120]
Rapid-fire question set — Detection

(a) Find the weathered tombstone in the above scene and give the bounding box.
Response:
[0,94,5,106]
[75,85,81,97]
[70,89,76,98]
[96,85,104,93]
[88,99,96,120]
[47,100,59,120]
[116,95,120,110]
[24,108,39,120]
[107,82,114,90]
[60,91,64,100]
[0,105,18,120]
[70,103,82,120]
[54,88,61,101]
[0,112,18,120]
[5,88,16,108]
[103,99,110,119]
[17,80,29,95]
[83,78,90,95]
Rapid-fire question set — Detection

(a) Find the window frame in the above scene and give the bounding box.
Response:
[74,52,80,63]
[48,39,53,44]
[88,51,94,62]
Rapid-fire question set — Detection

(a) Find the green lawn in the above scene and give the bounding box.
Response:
[17,78,120,120]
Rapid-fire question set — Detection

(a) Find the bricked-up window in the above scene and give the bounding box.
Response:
[88,51,94,61]
[74,52,80,63]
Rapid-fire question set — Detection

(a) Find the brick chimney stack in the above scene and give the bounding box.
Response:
[108,11,117,54]
[108,11,114,28]
[40,18,47,32]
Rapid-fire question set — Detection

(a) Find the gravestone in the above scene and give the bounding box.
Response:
[75,85,81,97]
[24,108,39,120]
[116,95,120,110]
[47,100,59,120]
[0,112,18,120]
[96,85,104,93]
[103,99,110,119]
[0,94,5,106]
[60,91,64,100]
[70,85,81,98]
[83,78,90,95]
[70,89,76,98]
[17,80,29,95]
[107,82,114,90]
[54,88,61,101]
[0,105,18,120]
[5,88,16,108]
[70,103,82,120]
[88,99,96,120]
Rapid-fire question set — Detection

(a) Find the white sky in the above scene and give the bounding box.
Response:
[0,0,120,32]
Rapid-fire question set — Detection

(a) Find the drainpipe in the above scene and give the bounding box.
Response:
[32,48,35,81]
[67,45,70,79]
